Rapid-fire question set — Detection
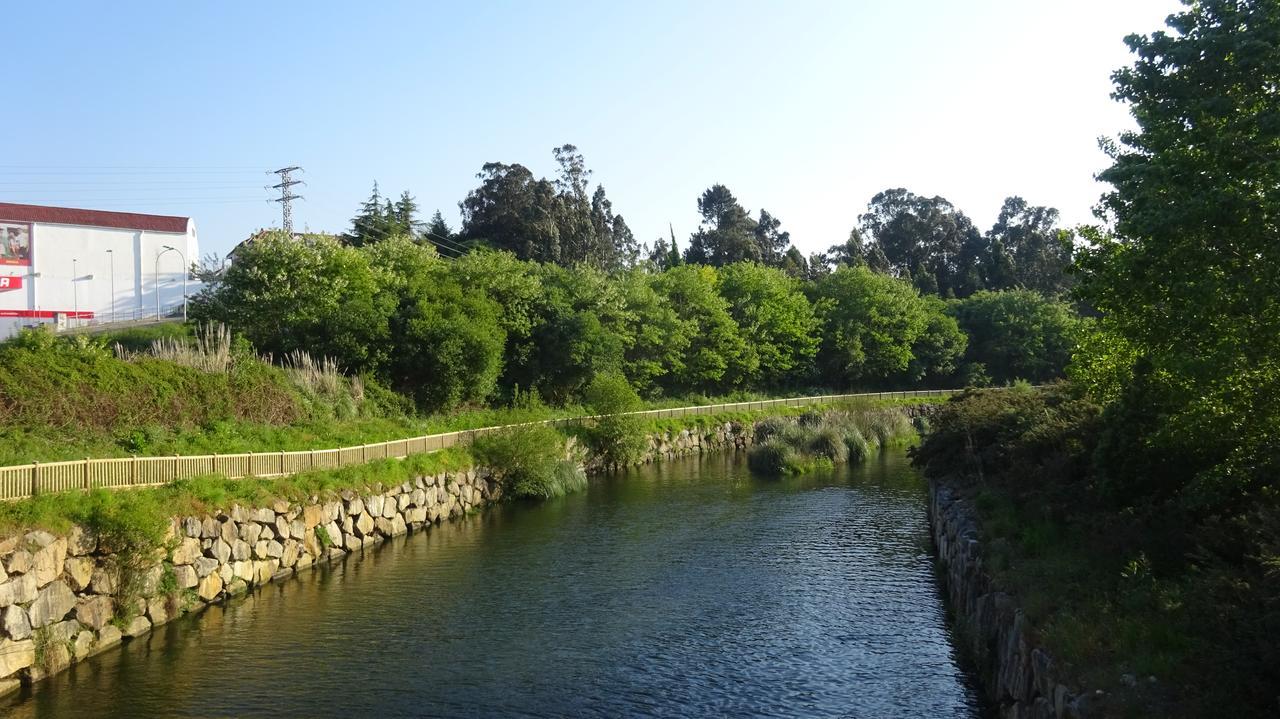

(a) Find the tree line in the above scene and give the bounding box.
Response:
[342,144,1076,300]
[194,231,1078,411]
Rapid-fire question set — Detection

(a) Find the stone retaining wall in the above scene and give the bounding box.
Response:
[0,468,499,694]
[930,481,1093,719]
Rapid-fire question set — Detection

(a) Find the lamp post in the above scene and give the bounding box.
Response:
[157,245,187,321]
[71,258,78,328]
[105,249,115,324]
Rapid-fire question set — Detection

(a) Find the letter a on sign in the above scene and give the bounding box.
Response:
[0,276,21,291]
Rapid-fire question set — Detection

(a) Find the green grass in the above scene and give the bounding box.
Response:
[744,405,918,476]
[0,448,474,539]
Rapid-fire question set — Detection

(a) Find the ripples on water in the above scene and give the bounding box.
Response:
[4,451,985,719]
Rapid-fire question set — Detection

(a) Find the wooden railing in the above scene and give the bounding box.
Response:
[0,389,959,501]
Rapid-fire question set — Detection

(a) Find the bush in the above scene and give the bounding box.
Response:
[753,416,788,444]
[580,372,648,467]
[469,424,574,500]
[809,426,849,463]
[842,428,870,464]
[798,409,824,428]
[748,439,804,475]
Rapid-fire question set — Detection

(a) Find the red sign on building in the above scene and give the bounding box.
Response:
[0,275,21,291]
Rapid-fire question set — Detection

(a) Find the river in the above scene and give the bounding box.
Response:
[3,450,985,718]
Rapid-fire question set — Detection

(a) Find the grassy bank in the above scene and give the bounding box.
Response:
[911,385,1278,718]
[0,326,943,467]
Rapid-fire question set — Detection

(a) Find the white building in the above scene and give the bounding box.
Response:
[0,202,200,339]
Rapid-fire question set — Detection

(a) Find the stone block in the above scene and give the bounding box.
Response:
[210,539,232,564]
[67,526,97,556]
[89,567,116,596]
[63,557,94,592]
[239,522,262,544]
[197,572,223,602]
[31,538,67,588]
[0,575,37,608]
[0,639,34,677]
[27,581,76,628]
[173,565,198,590]
[121,615,151,639]
[2,606,30,640]
[193,557,220,578]
[171,537,202,565]
[75,595,114,631]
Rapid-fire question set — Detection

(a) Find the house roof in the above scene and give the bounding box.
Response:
[0,202,190,234]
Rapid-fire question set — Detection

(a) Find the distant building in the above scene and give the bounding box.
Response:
[0,202,200,338]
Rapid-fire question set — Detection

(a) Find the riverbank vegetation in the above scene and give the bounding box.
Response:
[747,406,917,475]
[915,3,1280,715]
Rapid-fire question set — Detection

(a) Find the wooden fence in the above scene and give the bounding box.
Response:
[0,389,959,501]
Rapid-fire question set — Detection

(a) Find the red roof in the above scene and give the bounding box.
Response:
[0,202,190,233]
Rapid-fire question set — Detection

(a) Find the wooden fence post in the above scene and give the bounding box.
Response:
[30,462,38,498]
[83,458,90,491]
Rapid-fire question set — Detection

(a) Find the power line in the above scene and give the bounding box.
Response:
[269,167,304,233]
[421,228,470,254]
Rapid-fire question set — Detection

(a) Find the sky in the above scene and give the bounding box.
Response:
[3,0,1185,260]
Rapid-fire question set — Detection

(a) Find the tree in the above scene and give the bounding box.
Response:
[685,185,760,266]
[859,188,988,297]
[459,162,561,261]
[458,145,635,269]
[752,209,791,265]
[810,265,933,385]
[948,290,1079,384]
[716,262,819,387]
[617,269,690,395]
[444,250,543,400]
[653,265,754,392]
[986,197,1074,296]
[190,232,392,374]
[346,183,419,247]
[907,297,968,386]
[1079,0,1280,513]
[367,238,505,410]
[424,210,453,244]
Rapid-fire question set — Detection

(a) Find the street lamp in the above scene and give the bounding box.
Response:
[156,245,187,321]
[71,258,78,328]
[105,249,116,323]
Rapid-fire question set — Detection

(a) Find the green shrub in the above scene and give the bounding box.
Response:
[798,409,824,428]
[753,417,788,444]
[843,428,870,463]
[748,439,804,475]
[809,426,849,463]
[469,424,574,500]
[580,373,647,467]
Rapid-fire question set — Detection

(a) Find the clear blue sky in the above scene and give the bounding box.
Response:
[4,0,1182,260]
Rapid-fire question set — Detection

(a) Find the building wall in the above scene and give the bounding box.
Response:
[0,221,199,338]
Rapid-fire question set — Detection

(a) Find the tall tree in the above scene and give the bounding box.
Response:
[684,185,763,266]
[859,188,987,297]
[1079,0,1280,514]
[986,196,1074,296]
[346,182,394,247]
[458,145,634,269]
[424,210,453,243]
[459,162,561,262]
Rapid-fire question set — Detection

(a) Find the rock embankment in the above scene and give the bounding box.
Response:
[0,468,499,694]
[930,481,1092,719]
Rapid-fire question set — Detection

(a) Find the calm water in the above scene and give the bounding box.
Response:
[5,451,984,718]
